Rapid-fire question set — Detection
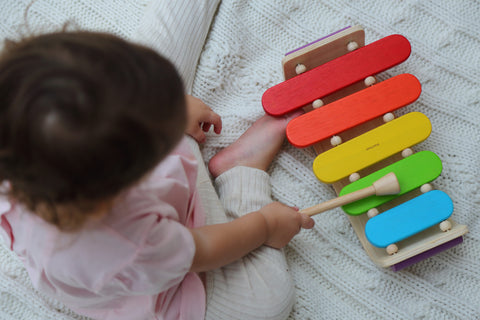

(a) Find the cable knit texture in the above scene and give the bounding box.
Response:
[1,0,480,319]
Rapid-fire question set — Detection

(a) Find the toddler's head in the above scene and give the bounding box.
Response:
[0,31,186,230]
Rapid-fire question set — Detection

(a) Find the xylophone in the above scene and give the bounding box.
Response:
[263,26,468,271]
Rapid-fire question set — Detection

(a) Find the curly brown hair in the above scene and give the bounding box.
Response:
[0,31,186,231]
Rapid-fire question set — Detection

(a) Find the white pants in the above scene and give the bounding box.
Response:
[187,138,295,320]
[137,2,295,318]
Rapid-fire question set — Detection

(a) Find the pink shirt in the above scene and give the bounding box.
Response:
[0,137,206,320]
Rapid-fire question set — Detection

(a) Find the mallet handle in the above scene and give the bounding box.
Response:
[300,186,375,216]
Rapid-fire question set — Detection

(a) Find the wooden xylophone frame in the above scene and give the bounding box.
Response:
[276,25,468,271]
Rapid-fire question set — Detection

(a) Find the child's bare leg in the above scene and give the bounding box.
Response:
[208,112,300,178]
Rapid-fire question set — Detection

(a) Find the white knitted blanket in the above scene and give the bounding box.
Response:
[1,1,479,319]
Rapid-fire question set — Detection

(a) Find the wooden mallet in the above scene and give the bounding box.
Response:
[300,172,401,216]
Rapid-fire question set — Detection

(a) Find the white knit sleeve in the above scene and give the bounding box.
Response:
[134,0,221,93]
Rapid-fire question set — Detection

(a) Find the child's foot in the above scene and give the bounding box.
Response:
[208,112,301,178]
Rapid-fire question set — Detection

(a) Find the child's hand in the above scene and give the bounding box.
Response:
[259,202,315,249]
[185,95,222,143]
[189,201,314,272]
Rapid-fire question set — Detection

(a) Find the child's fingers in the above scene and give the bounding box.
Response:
[202,122,211,132]
[185,95,222,137]
[287,205,314,230]
[200,116,222,134]
[206,111,222,134]
[299,213,315,229]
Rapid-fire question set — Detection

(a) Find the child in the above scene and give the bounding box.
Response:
[0,30,314,320]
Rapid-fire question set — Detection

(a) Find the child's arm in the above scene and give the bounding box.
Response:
[185,95,222,143]
[189,202,314,272]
